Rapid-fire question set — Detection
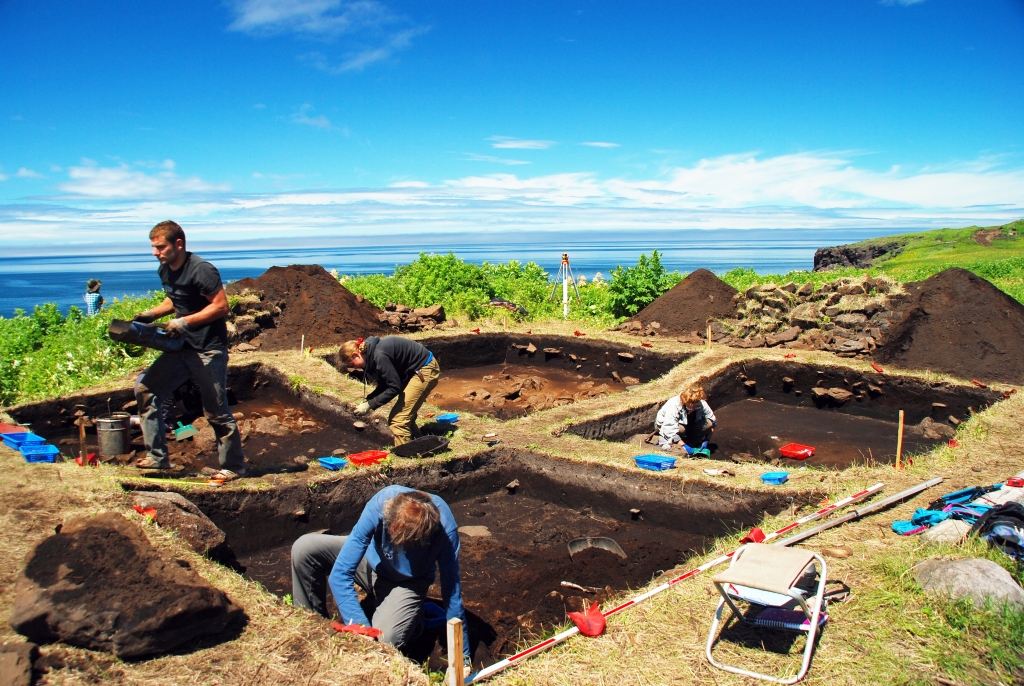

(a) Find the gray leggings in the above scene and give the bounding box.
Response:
[290,534,428,651]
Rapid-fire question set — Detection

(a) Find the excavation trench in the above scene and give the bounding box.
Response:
[6,362,391,473]
[566,360,1003,468]
[329,334,691,420]
[145,449,809,669]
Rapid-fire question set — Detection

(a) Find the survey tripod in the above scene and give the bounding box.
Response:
[548,253,582,318]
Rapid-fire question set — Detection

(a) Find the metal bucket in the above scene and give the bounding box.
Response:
[96,415,129,456]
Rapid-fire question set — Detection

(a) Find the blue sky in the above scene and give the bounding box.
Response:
[1,0,1023,250]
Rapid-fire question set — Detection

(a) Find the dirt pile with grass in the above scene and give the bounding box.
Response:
[225,265,386,351]
[875,267,1024,384]
[623,268,739,335]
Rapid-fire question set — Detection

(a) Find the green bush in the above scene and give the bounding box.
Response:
[0,293,164,406]
[606,251,683,318]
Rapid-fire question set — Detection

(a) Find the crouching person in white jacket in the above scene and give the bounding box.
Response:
[655,385,717,455]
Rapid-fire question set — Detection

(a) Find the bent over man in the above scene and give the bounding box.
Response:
[133,220,247,481]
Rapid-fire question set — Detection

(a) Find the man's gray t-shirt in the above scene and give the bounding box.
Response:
[158,252,228,351]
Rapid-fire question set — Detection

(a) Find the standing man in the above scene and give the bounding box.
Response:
[290,486,471,667]
[83,279,104,316]
[132,221,247,480]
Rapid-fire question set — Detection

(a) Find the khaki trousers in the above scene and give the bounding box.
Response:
[388,357,440,446]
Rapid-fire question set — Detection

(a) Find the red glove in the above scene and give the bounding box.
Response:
[332,621,382,639]
[567,602,606,637]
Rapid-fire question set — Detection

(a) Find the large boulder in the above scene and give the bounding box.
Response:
[914,557,1024,609]
[131,491,227,555]
[9,512,244,659]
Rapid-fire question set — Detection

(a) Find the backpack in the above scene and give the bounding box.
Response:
[970,502,1024,561]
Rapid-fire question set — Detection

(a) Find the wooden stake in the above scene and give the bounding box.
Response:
[78,416,87,463]
[300,334,305,358]
[706,323,712,351]
[446,618,464,686]
[895,410,905,469]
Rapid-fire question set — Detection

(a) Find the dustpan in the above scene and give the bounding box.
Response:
[173,422,199,441]
[568,536,627,559]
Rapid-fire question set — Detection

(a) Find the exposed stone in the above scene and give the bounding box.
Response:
[813,242,903,271]
[412,305,446,322]
[131,491,227,555]
[781,282,797,293]
[811,387,829,399]
[10,513,244,659]
[835,313,868,328]
[796,282,814,297]
[790,303,820,329]
[921,519,972,545]
[765,326,801,347]
[838,284,866,296]
[914,558,1024,609]
[826,388,854,404]
[249,415,290,437]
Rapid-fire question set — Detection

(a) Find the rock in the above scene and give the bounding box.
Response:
[921,519,972,545]
[835,313,868,328]
[412,305,446,322]
[796,282,813,297]
[525,342,537,354]
[250,415,290,437]
[731,335,765,349]
[765,326,801,347]
[394,304,411,313]
[617,352,635,360]
[233,342,258,353]
[131,491,227,555]
[781,282,797,293]
[915,417,956,440]
[0,642,37,686]
[621,376,640,386]
[914,558,1024,609]
[811,387,829,400]
[790,303,820,329]
[9,513,244,659]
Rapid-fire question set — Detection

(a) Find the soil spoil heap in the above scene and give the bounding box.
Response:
[225,265,385,351]
[875,268,1024,384]
[626,268,739,335]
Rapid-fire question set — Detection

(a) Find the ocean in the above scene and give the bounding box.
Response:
[0,228,898,316]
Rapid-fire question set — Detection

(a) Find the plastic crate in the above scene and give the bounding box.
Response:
[20,443,61,463]
[317,457,348,471]
[348,450,389,466]
[779,443,815,460]
[761,471,789,485]
[435,413,460,423]
[634,454,678,471]
[2,432,45,450]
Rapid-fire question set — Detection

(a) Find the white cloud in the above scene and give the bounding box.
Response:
[16,168,43,178]
[880,0,925,5]
[228,0,428,73]
[292,104,333,129]
[489,136,556,150]
[0,172,7,182]
[461,153,530,166]
[581,141,620,148]
[254,103,266,109]
[57,160,229,199]
[7,151,1023,247]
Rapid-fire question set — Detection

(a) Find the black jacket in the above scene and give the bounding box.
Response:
[362,336,432,410]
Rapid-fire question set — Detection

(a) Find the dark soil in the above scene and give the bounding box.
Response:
[11,362,390,474]
[568,359,1003,469]
[876,268,1024,384]
[226,265,386,351]
[168,449,811,666]
[430,363,623,419]
[629,268,739,335]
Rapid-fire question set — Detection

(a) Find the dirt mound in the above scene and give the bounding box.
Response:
[226,265,385,351]
[10,512,244,659]
[629,268,739,335]
[876,268,1024,384]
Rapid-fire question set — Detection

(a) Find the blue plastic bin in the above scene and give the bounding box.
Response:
[2,432,45,450]
[20,443,61,463]
[317,457,347,471]
[761,471,789,485]
[435,413,460,424]
[634,454,678,471]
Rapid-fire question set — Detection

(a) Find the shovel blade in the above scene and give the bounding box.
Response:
[567,536,627,559]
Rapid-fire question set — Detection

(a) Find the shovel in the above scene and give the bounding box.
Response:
[567,536,627,560]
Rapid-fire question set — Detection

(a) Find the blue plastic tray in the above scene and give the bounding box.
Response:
[318,457,348,471]
[761,471,790,485]
[634,454,678,471]
[20,443,61,463]
[2,432,45,450]
[435,413,460,423]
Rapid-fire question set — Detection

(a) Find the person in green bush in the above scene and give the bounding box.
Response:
[132,221,247,480]
[338,336,439,446]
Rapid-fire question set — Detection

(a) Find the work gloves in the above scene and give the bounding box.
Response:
[354,401,371,416]
[164,318,190,337]
[133,311,157,324]
[682,444,695,456]
[701,440,709,450]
